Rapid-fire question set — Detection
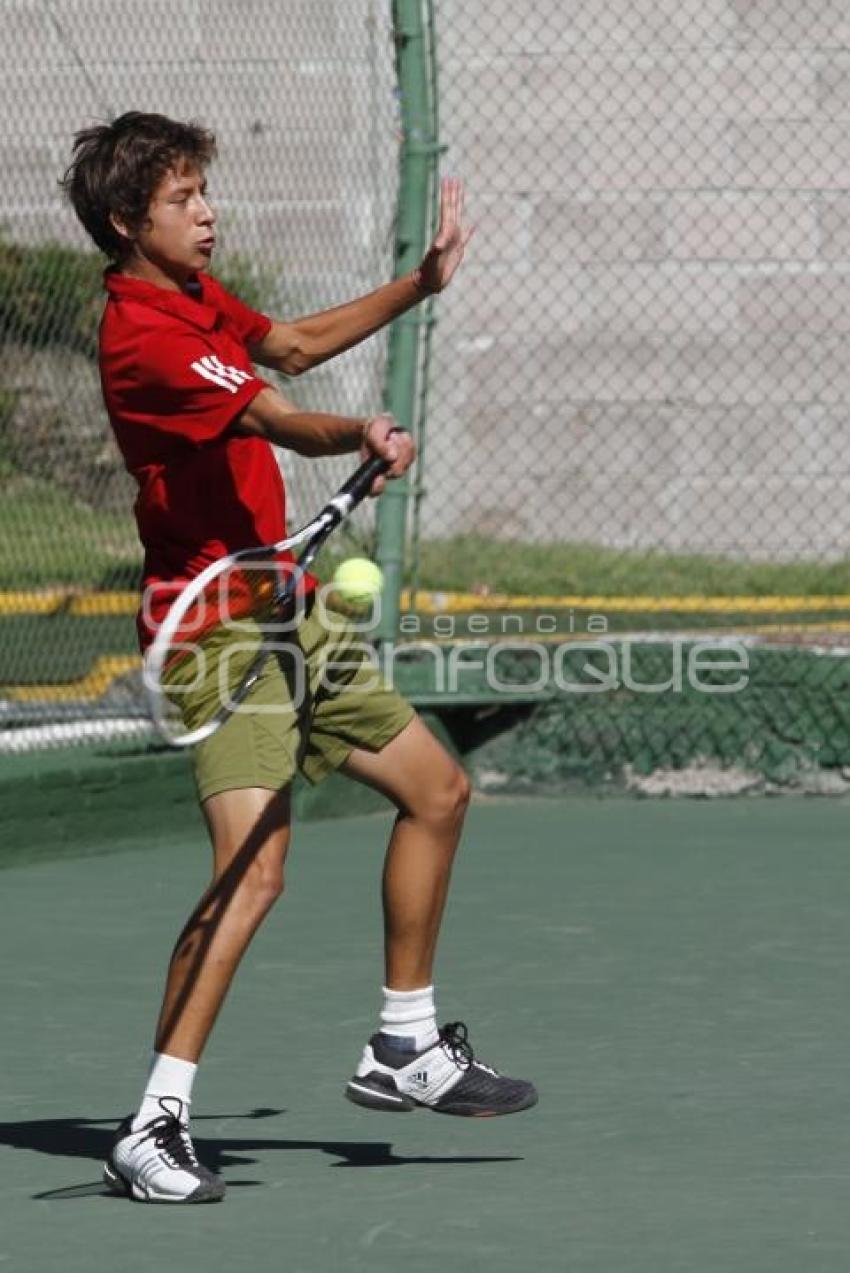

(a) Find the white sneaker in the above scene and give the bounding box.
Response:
[345,1021,538,1116]
[103,1098,225,1203]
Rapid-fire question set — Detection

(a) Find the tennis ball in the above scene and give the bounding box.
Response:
[331,557,384,607]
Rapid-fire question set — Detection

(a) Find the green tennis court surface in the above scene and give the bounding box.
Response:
[3,794,850,1271]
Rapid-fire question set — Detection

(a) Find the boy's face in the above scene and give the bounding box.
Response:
[122,158,216,284]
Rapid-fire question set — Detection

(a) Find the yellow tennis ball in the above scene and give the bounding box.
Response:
[331,557,384,607]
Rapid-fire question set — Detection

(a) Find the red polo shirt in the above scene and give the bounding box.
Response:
[99,270,294,649]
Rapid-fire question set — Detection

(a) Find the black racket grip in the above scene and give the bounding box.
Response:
[335,453,391,508]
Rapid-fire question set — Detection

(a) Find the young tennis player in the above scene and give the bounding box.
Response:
[62,112,537,1204]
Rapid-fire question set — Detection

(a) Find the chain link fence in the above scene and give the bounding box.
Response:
[0,0,399,748]
[400,0,850,792]
[4,0,850,787]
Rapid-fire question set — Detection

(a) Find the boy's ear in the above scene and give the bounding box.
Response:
[109,213,133,243]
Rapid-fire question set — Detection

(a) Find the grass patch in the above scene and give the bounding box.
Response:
[0,474,369,593]
[412,535,850,598]
[0,474,140,588]
[4,482,850,602]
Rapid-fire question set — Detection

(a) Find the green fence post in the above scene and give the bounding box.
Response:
[376,0,438,643]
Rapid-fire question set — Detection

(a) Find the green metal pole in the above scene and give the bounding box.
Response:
[376,0,437,643]
[407,0,442,612]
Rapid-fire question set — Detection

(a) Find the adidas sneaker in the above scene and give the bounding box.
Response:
[345,1021,538,1117]
[103,1098,225,1203]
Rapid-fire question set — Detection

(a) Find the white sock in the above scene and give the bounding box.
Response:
[379,985,439,1051]
[131,1053,197,1131]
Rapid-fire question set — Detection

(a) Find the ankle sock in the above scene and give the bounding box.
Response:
[131,1052,197,1131]
[379,985,439,1051]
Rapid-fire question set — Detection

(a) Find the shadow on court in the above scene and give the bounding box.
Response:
[1,1108,522,1201]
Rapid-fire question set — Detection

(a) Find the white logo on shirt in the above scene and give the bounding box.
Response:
[190,354,254,394]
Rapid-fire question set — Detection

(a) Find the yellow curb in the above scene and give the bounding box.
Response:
[3,656,140,702]
[0,591,138,616]
[70,592,138,616]
[401,591,850,615]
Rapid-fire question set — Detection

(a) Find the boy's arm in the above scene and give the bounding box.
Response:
[250,177,473,376]
[233,387,415,495]
[251,272,427,377]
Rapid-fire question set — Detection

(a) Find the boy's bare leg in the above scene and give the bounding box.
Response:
[340,716,471,989]
[341,716,538,1117]
[103,786,292,1203]
[154,785,292,1061]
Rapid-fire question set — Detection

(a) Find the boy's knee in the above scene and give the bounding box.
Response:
[254,866,286,907]
[423,763,471,827]
[454,766,473,812]
[234,860,286,914]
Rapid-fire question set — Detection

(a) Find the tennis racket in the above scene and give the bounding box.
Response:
[144,453,389,747]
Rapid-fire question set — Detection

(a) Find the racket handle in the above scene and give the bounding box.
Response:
[335,454,391,508]
[277,454,392,597]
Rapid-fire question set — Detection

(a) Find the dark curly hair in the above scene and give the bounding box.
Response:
[60,112,217,261]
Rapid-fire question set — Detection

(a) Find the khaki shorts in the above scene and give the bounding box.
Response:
[165,596,415,802]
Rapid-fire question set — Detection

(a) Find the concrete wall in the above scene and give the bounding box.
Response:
[426,0,850,559]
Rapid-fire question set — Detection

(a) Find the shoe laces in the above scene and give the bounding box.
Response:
[144,1097,200,1171]
[439,1022,500,1078]
[439,1022,475,1071]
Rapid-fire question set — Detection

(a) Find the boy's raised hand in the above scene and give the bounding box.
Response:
[414,177,474,294]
